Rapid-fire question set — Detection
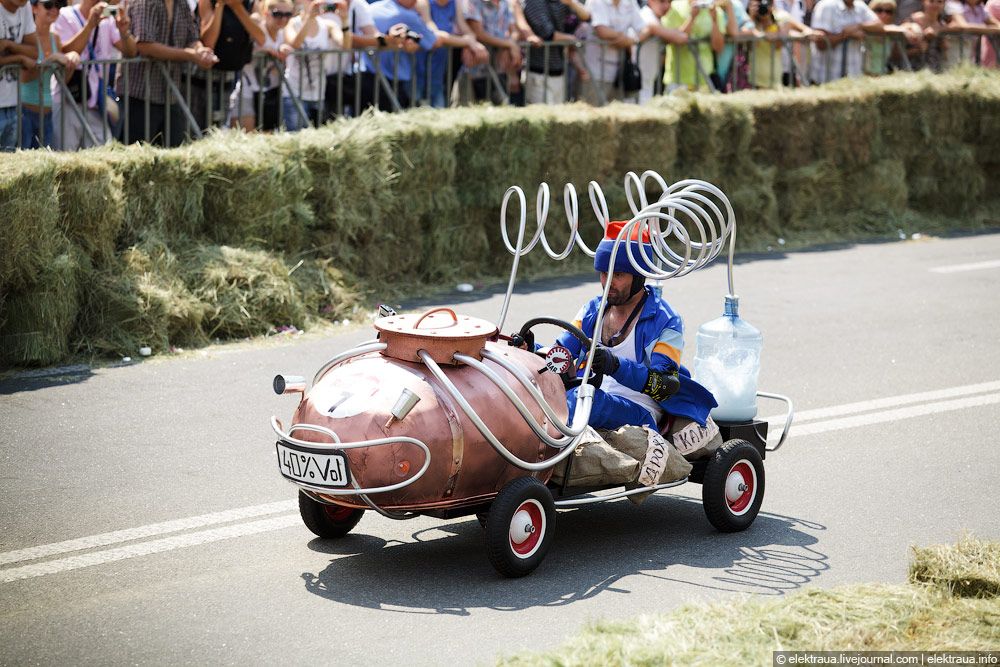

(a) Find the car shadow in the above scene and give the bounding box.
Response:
[0,364,95,395]
[300,493,827,616]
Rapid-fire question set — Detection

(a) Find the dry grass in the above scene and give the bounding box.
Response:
[500,538,1000,666]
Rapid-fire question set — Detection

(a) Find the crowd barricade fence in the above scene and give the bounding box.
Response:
[2,30,998,151]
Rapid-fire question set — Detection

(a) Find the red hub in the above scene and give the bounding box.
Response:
[726,461,756,514]
[323,504,357,523]
[509,499,545,558]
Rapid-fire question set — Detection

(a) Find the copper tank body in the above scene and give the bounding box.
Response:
[291,341,569,512]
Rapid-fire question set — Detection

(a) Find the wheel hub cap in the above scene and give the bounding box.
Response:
[509,500,545,558]
[725,461,756,514]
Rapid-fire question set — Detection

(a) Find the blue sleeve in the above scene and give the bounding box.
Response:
[408,12,438,50]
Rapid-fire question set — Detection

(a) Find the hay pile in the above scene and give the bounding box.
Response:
[911,535,1000,598]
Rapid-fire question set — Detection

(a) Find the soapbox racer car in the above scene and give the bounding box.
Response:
[269,174,794,577]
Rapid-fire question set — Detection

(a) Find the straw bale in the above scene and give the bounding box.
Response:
[188,132,315,254]
[73,238,207,356]
[775,159,844,231]
[906,141,983,214]
[610,103,681,184]
[52,153,125,267]
[0,154,62,294]
[844,158,908,215]
[289,258,360,322]
[0,249,81,367]
[99,143,206,244]
[277,119,398,278]
[910,536,1000,599]
[182,245,306,338]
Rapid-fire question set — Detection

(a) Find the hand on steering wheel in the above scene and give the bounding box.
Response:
[515,317,604,390]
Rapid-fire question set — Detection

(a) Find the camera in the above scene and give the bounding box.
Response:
[324,1,341,11]
[101,4,119,17]
[756,0,771,17]
[404,29,422,41]
[693,0,714,9]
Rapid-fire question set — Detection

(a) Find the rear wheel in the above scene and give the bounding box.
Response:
[702,439,764,532]
[485,477,555,578]
[298,491,364,538]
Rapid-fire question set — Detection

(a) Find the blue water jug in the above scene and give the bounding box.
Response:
[693,295,763,422]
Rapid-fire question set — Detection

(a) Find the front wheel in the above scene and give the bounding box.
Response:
[702,439,764,532]
[485,477,556,578]
[298,491,365,538]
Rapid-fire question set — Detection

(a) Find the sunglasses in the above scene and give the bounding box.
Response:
[270,10,294,17]
[873,6,894,12]
[38,0,65,9]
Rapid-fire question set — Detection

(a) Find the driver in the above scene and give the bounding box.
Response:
[515,221,717,433]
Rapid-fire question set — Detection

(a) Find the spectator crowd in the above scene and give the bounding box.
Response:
[1,0,998,149]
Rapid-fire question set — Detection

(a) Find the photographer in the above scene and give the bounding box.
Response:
[54,0,137,149]
[662,0,737,91]
[745,0,813,88]
[357,0,438,111]
[282,0,347,129]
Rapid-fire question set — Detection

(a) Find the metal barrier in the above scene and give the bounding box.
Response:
[2,30,997,151]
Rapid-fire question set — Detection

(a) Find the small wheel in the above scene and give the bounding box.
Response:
[485,477,555,578]
[702,439,764,533]
[298,491,364,538]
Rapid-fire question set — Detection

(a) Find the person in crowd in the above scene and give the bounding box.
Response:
[19,0,75,148]
[955,0,1000,65]
[636,0,686,102]
[983,0,1000,65]
[123,0,218,146]
[357,0,437,110]
[0,0,38,151]
[194,0,264,127]
[862,0,919,74]
[518,0,575,104]
[902,0,967,71]
[282,0,346,129]
[581,0,648,104]
[744,0,813,88]
[510,221,716,434]
[413,0,487,108]
[320,0,371,118]
[456,0,523,105]
[227,0,288,129]
[715,0,754,89]
[661,0,735,92]
[808,0,883,83]
[54,0,137,149]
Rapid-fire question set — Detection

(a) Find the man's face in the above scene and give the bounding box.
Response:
[600,271,636,307]
[396,0,417,8]
[647,0,670,18]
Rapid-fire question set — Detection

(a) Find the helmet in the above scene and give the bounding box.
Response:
[593,220,656,276]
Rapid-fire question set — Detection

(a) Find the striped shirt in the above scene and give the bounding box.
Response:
[520,0,568,74]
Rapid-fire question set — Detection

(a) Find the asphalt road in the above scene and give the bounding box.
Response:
[2,232,999,666]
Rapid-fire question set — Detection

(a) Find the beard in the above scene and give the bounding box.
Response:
[607,289,629,306]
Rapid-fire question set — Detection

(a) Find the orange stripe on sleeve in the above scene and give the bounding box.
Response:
[652,342,682,365]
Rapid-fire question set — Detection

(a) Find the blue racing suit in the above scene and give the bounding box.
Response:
[556,286,718,431]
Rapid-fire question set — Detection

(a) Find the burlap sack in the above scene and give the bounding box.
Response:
[668,416,724,460]
[549,425,693,491]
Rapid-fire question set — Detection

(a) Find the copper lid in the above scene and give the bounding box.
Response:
[374,308,499,365]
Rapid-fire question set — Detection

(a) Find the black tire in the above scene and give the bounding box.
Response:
[702,439,765,533]
[476,512,488,528]
[485,477,556,578]
[298,491,365,538]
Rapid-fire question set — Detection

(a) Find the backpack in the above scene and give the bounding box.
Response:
[213,0,255,71]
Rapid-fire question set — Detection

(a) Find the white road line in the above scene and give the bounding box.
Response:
[929,259,1000,273]
[765,379,1000,425]
[3,382,1000,585]
[0,500,295,567]
[0,515,301,584]
[789,392,1000,438]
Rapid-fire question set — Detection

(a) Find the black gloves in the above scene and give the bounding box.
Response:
[643,370,680,402]
[591,345,620,376]
[508,330,535,350]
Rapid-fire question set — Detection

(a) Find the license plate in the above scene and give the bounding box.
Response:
[275,441,351,489]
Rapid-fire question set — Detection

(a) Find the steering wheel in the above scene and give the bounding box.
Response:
[516,317,603,390]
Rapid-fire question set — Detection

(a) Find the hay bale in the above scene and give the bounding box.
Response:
[289,257,360,322]
[182,245,306,338]
[0,153,62,294]
[53,153,125,267]
[187,131,315,254]
[0,249,81,367]
[73,238,207,356]
[906,141,983,214]
[910,536,1000,598]
[775,159,844,230]
[99,143,206,245]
